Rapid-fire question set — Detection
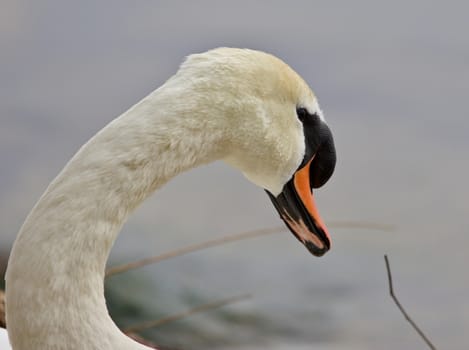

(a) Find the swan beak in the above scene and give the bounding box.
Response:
[268,160,331,256]
[268,122,336,257]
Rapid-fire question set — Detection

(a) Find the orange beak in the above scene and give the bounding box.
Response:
[267,121,336,256]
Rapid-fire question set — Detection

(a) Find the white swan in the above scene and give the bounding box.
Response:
[5,48,336,350]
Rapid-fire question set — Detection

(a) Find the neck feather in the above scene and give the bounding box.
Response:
[5,86,225,350]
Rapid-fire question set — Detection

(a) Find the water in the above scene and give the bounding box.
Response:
[1,1,468,348]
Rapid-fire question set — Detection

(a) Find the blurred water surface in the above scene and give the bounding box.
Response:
[1,1,468,349]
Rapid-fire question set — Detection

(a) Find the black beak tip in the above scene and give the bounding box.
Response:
[304,240,330,257]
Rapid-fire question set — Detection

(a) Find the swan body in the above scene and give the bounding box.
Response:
[5,48,336,349]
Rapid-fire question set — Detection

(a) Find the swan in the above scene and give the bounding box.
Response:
[5,47,336,350]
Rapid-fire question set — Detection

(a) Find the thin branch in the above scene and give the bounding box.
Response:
[106,227,284,277]
[106,221,393,278]
[0,290,5,328]
[123,293,251,334]
[384,255,437,350]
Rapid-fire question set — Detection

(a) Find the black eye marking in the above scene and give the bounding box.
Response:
[296,107,308,122]
[296,107,319,123]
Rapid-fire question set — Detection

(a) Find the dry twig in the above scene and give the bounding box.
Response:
[105,227,285,277]
[107,221,394,278]
[0,290,5,328]
[123,293,251,334]
[384,255,437,350]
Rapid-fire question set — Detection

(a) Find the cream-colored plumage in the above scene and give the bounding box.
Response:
[5,48,326,350]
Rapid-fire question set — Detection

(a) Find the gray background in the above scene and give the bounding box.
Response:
[1,1,468,349]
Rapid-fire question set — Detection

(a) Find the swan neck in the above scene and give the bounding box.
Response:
[5,87,224,349]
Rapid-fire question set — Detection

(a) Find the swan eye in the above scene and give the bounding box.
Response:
[296,107,309,122]
[296,107,321,124]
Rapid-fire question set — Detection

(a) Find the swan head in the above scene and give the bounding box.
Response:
[174,48,336,256]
